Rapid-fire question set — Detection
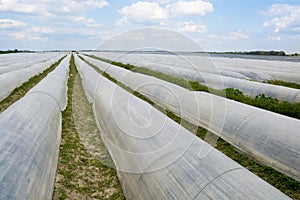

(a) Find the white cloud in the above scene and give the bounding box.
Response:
[10,32,25,39]
[263,4,300,33]
[0,19,26,29]
[53,0,109,15]
[5,24,54,41]
[115,17,132,27]
[0,0,109,17]
[0,0,107,43]
[119,1,168,24]
[83,0,109,8]
[9,31,48,41]
[228,31,249,39]
[266,36,281,41]
[110,31,146,42]
[117,0,214,26]
[73,16,101,28]
[152,0,173,4]
[30,26,53,34]
[0,0,38,14]
[177,21,207,33]
[263,3,295,16]
[205,31,248,42]
[167,0,213,16]
[263,16,293,33]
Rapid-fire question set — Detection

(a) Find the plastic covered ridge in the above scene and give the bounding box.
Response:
[87,52,300,102]
[0,54,65,101]
[81,54,300,182]
[89,52,300,83]
[0,52,62,75]
[74,54,290,199]
[0,54,70,199]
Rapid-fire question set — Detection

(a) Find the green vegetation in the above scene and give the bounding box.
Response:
[53,55,124,200]
[205,50,287,56]
[244,50,287,56]
[225,88,300,119]
[267,79,300,90]
[133,67,193,90]
[0,56,66,113]
[79,55,300,199]
[289,53,300,57]
[0,49,34,54]
[85,54,300,120]
[85,55,136,71]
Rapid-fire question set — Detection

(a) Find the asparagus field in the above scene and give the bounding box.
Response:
[0,52,299,199]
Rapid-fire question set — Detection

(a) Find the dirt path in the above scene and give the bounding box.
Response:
[53,55,125,200]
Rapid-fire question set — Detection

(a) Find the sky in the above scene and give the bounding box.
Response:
[0,0,300,53]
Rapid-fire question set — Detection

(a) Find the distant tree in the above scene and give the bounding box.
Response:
[279,51,286,56]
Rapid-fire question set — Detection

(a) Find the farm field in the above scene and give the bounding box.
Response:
[0,51,299,199]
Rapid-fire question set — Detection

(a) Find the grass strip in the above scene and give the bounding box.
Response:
[0,56,66,112]
[53,55,124,200]
[266,79,300,90]
[80,55,300,199]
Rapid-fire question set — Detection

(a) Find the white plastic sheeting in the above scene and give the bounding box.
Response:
[88,51,300,82]
[0,53,62,75]
[74,55,290,199]
[0,53,33,67]
[0,53,51,67]
[118,60,300,103]
[0,55,70,199]
[86,52,300,102]
[80,54,300,182]
[0,54,65,102]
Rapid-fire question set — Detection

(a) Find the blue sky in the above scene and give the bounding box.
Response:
[0,0,299,53]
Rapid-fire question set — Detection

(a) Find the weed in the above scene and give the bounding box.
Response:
[267,79,300,90]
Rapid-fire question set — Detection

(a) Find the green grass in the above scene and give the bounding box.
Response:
[266,79,300,90]
[53,55,124,200]
[79,55,300,199]
[0,56,66,113]
[86,54,300,120]
[224,88,300,119]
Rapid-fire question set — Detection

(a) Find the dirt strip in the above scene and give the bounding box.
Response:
[53,55,124,200]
